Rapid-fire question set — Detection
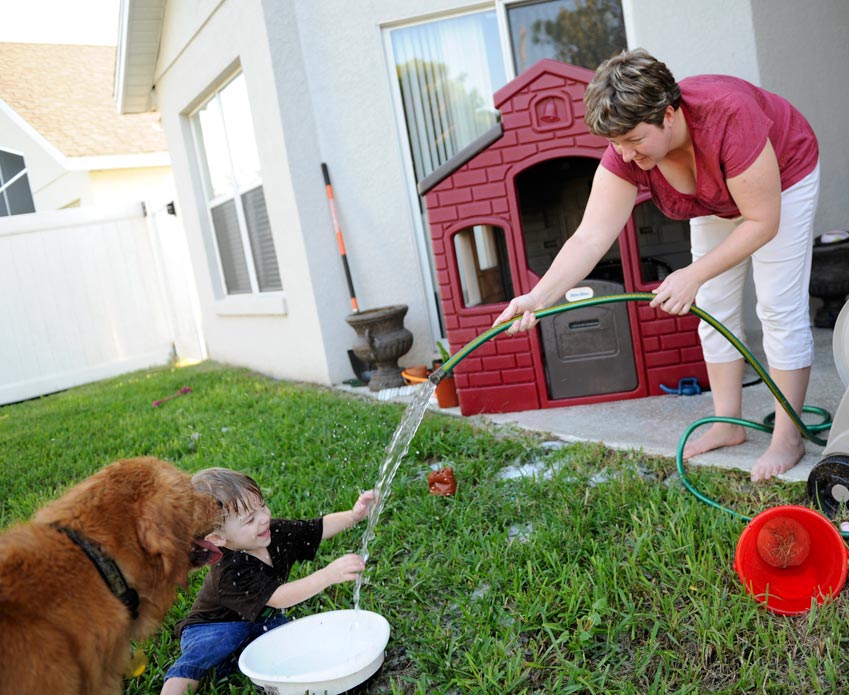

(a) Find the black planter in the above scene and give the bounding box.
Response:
[345,305,413,391]
[810,234,849,329]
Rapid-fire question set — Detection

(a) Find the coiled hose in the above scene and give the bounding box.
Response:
[429,292,833,522]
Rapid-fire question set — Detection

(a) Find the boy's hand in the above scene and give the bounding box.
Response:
[323,553,366,584]
[352,490,375,522]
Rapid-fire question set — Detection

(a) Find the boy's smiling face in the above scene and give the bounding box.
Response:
[207,494,272,554]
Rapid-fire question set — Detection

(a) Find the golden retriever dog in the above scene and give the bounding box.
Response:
[0,457,223,695]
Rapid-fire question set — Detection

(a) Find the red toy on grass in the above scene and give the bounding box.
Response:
[152,386,192,408]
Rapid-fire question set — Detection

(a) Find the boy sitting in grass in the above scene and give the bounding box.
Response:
[160,467,374,695]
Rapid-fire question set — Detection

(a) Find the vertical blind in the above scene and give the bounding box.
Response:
[391,11,505,184]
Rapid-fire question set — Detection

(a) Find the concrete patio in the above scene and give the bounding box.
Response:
[345,325,846,484]
[477,326,844,483]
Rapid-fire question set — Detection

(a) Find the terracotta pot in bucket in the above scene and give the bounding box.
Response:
[734,505,849,615]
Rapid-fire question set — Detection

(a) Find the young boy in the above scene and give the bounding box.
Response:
[160,467,374,695]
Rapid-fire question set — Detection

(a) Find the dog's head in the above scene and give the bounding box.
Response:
[34,457,223,631]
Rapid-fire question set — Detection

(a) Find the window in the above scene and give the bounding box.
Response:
[506,0,627,73]
[391,11,506,184]
[453,225,513,307]
[193,73,281,296]
[0,149,35,216]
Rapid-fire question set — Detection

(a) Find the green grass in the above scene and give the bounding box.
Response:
[1,361,846,694]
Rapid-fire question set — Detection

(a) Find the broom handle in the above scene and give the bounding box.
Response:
[322,163,359,313]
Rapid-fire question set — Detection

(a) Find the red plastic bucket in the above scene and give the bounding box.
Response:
[734,505,849,615]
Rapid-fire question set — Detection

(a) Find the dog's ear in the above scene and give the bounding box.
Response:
[136,515,176,580]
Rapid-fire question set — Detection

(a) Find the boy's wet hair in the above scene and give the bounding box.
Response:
[191,467,264,525]
[584,48,681,138]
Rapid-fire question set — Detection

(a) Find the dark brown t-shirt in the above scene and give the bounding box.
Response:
[176,517,323,635]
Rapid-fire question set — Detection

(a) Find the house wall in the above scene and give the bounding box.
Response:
[751,0,849,233]
[0,104,89,210]
[622,0,849,232]
[148,0,848,389]
[88,166,175,208]
[153,0,342,384]
[151,0,465,386]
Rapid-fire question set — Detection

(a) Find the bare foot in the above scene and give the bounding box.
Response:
[750,440,806,482]
[683,423,747,458]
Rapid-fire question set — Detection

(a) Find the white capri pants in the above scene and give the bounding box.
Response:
[690,162,820,370]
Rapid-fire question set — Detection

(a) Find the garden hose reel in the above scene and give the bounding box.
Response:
[807,299,849,517]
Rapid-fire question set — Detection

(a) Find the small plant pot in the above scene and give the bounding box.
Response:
[401,366,429,384]
[434,376,458,408]
[401,367,459,408]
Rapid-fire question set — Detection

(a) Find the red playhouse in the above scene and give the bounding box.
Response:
[419,60,708,416]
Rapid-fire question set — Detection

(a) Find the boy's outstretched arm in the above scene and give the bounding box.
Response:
[321,490,375,539]
[265,553,365,609]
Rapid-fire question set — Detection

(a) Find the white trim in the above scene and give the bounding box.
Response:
[378,1,493,30]
[0,98,67,166]
[66,152,171,171]
[213,292,288,317]
[382,24,443,343]
[114,0,132,114]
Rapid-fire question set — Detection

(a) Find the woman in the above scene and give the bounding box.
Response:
[493,48,820,482]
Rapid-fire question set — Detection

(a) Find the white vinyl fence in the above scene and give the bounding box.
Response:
[0,202,205,406]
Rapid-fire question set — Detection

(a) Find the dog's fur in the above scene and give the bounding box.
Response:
[0,457,222,695]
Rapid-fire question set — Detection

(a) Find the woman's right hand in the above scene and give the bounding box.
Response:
[493,294,541,335]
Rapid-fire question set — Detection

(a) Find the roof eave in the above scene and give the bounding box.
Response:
[114,0,166,114]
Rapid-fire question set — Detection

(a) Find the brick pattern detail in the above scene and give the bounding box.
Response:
[424,61,707,415]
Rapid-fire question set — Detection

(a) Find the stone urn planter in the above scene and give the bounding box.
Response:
[810,232,849,329]
[345,305,413,391]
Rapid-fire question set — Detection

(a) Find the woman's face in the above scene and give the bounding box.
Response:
[607,106,675,170]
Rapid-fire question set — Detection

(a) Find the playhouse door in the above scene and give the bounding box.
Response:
[539,279,638,399]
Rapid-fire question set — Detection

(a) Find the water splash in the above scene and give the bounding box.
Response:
[353,380,436,610]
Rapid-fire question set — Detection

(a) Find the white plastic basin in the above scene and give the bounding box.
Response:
[238,610,390,695]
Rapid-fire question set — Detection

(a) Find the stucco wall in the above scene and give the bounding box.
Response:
[277,1,472,369]
[622,0,848,232]
[751,0,849,233]
[152,0,344,384]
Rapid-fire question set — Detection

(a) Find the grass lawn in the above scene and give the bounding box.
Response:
[1,361,846,694]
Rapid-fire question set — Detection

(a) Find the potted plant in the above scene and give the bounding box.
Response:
[401,340,458,408]
[432,341,459,408]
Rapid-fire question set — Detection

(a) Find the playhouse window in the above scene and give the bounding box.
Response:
[632,200,691,285]
[192,72,282,297]
[453,225,513,307]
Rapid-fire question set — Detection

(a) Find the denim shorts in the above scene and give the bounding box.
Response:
[164,612,288,681]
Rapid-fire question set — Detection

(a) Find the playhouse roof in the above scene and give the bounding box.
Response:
[492,59,594,109]
[418,59,596,196]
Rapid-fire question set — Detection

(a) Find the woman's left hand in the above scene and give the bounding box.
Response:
[649,267,701,315]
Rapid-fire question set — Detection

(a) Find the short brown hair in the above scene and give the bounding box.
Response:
[584,48,681,137]
[191,467,264,525]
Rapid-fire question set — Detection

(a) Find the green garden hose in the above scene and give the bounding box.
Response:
[429,292,833,522]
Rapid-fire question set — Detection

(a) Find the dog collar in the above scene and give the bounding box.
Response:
[53,525,140,620]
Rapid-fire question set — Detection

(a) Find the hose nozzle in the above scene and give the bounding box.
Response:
[428,366,447,385]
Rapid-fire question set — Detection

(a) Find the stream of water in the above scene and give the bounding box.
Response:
[353,380,436,610]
